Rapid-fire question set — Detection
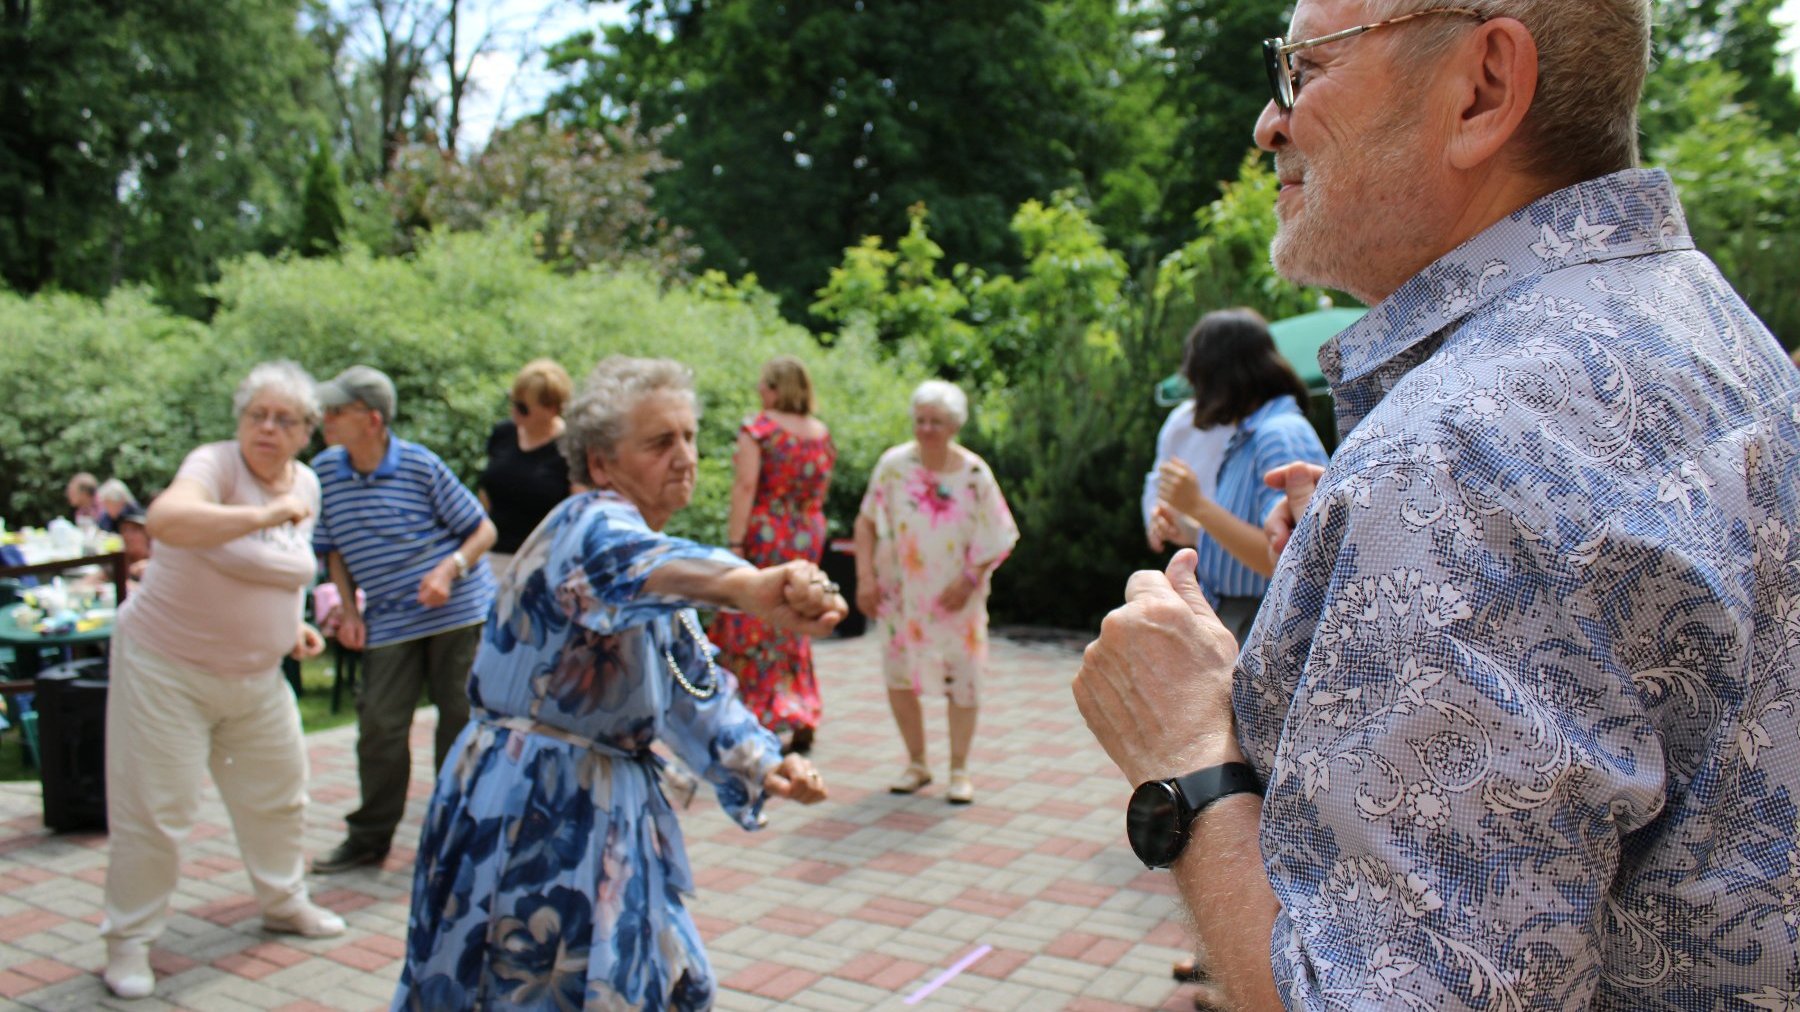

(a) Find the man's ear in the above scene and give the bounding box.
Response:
[1446,17,1538,171]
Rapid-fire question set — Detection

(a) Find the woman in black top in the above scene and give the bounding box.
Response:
[479,359,576,578]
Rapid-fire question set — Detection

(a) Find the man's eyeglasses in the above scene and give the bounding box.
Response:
[1263,6,1485,112]
[243,408,307,431]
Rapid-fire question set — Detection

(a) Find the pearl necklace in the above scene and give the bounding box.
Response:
[663,610,719,700]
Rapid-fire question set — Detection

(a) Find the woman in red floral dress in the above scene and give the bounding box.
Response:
[713,356,837,752]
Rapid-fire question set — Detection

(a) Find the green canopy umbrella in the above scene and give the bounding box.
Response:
[1155,307,1368,406]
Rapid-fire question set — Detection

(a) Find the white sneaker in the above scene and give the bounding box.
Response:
[103,945,154,1000]
[263,900,347,938]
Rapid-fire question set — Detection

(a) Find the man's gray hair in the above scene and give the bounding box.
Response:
[562,356,700,485]
[233,360,321,426]
[1372,0,1650,184]
[96,478,133,506]
[910,379,969,429]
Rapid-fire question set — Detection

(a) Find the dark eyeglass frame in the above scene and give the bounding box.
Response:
[510,397,531,416]
[1263,6,1485,112]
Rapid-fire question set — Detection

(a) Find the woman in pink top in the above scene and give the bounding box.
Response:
[100,361,345,1000]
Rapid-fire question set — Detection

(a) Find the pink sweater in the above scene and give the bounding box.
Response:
[119,442,321,677]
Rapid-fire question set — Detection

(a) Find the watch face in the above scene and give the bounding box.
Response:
[1127,780,1185,869]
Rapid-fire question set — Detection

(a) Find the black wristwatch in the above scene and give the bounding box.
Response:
[1126,762,1263,869]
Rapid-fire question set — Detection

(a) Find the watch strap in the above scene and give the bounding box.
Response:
[1171,762,1264,819]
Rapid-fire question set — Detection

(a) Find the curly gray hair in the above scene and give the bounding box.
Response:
[232,360,321,426]
[561,356,700,485]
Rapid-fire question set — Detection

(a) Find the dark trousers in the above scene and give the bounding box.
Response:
[343,623,480,850]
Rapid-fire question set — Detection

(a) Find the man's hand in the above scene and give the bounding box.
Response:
[291,622,325,660]
[1073,549,1244,786]
[417,558,456,608]
[337,610,367,651]
[746,561,847,637]
[1262,462,1326,561]
[259,494,313,530]
[935,572,976,613]
[1156,458,1208,518]
[763,753,829,803]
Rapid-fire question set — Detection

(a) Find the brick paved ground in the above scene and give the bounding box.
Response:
[0,633,1202,1010]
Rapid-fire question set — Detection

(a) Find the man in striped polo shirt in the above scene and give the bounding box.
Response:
[308,366,497,874]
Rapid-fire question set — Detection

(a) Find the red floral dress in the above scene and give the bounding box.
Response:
[711,413,836,733]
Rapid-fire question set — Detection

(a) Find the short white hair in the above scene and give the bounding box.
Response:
[96,478,133,506]
[233,360,321,425]
[562,356,700,485]
[910,379,968,428]
[1369,0,1649,184]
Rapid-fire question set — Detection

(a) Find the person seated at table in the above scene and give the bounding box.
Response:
[117,503,151,581]
[100,360,345,1001]
[67,472,101,525]
[95,479,139,534]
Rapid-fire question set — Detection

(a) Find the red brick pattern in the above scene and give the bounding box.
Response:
[0,635,1200,1009]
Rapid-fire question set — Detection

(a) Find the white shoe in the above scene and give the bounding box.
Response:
[263,900,347,938]
[103,945,154,1000]
[947,768,974,805]
[888,761,933,794]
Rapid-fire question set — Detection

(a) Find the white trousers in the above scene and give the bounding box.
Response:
[101,629,312,948]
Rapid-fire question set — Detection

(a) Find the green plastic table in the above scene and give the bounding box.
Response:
[0,601,114,680]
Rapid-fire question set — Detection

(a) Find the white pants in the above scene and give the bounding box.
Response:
[101,629,312,948]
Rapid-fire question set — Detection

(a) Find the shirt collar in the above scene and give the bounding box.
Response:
[333,435,404,481]
[1320,168,1694,393]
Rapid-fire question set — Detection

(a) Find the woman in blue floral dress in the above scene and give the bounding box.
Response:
[393,356,840,1012]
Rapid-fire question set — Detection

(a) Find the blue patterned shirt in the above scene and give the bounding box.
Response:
[1194,395,1327,604]
[1237,169,1800,1009]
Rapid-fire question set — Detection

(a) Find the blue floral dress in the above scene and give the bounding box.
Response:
[392,491,781,1012]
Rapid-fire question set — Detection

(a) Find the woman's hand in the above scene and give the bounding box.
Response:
[259,493,313,530]
[856,575,880,619]
[744,561,848,636]
[1156,459,1207,518]
[1151,502,1200,549]
[935,571,976,612]
[763,753,828,803]
[291,622,325,660]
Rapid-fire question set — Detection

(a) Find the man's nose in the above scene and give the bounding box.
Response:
[1253,100,1289,153]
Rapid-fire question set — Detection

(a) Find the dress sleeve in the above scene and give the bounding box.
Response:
[1241,446,1660,1010]
[963,458,1020,570]
[562,502,750,636]
[659,624,783,829]
[741,412,779,443]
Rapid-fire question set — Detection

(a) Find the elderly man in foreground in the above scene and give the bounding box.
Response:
[1075,1,1800,1009]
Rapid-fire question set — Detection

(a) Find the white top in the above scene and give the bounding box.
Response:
[120,441,320,677]
[1141,400,1234,533]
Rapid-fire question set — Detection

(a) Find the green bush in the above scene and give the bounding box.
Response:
[0,223,918,548]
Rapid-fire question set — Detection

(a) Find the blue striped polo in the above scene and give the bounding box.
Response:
[1193,395,1329,604]
[313,436,496,649]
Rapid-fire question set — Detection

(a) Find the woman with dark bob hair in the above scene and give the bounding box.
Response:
[1153,307,1327,642]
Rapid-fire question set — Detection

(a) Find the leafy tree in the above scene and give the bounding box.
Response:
[0,0,328,313]
[298,145,349,256]
[1147,0,1293,251]
[546,0,1151,318]
[383,116,699,276]
[1651,0,1800,137]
